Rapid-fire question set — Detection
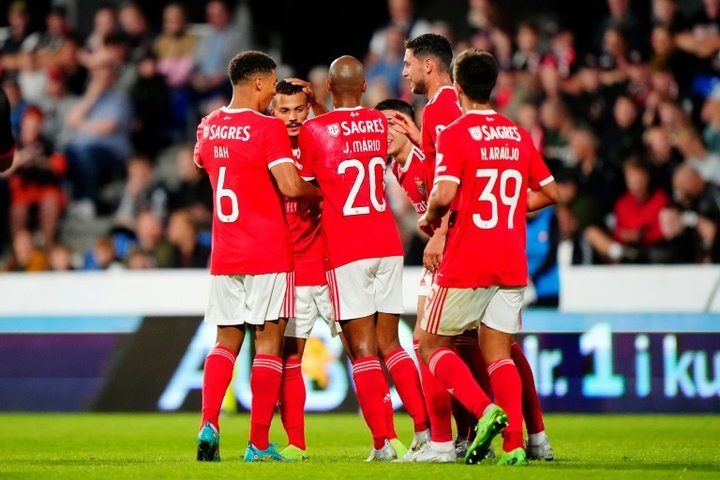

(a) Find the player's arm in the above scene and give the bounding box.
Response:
[528,181,560,212]
[0,88,15,173]
[418,180,457,237]
[271,162,323,202]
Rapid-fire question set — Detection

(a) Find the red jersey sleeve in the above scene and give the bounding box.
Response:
[263,118,295,169]
[528,146,554,191]
[434,129,462,185]
[297,125,316,180]
[193,117,206,168]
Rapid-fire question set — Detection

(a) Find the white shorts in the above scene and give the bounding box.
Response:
[285,284,340,339]
[204,272,294,326]
[421,284,525,336]
[326,256,404,321]
[417,267,435,297]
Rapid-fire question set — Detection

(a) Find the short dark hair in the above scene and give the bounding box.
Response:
[453,49,498,103]
[374,98,415,120]
[275,79,306,96]
[405,33,453,72]
[227,50,276,86]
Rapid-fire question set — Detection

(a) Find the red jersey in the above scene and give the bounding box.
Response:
[421,85,462,188]
[434,109,554,288]
[298,107,403,268]
[613,188,668,245]
[285,148,326,286]
[194,107,295,275]
[390,144,428,214]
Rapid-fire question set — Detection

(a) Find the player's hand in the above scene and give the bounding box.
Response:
[422,228,446,273]
[417,214,435,237]
[287,77,315,103]
[390,112,421,146]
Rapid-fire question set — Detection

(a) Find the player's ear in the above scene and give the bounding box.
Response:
[361,80,367,93]
[325,79,331,93]
[424,57,433,74]
[255,75,263,91]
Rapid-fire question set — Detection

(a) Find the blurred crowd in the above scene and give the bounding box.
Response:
[1,1,719,296]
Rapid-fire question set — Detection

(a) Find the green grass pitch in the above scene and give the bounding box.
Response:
[0,413,718,479]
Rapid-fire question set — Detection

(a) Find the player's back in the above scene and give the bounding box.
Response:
[298,107,403,268]
[435,110,553,288]
[421,85,462,189]
[194,107,294,276]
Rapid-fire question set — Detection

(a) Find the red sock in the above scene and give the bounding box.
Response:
[455,334,492,395]
[383,380,397,440]
[385,347,429,432]
[352,357,389,449]
[511,341,545,435]
[201,345,236,430]
[415,339,452,442]
[279,358,306,450]
[488,358,524,452]
[428,348,491,420]
[250,354,283,450]
[453,335,489,439]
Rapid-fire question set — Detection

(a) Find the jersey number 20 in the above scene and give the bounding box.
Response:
[338,157,387,216]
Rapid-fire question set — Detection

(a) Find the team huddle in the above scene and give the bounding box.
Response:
[192,33,559,466]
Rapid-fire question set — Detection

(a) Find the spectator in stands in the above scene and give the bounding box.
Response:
[602,94,645,169]
[38,67,79,151]
[4,105,66,249]
[83,234,121,270]
[674,0,720,83]
[526,207,560,306]
[191,0,252,110]
[366,0,431,67]
[48,243,75,271]
[700,89,720,154]
[118,2,156,64]
[648,25,693,90]
[1,76,27,142]
[113,154,167,231]
[77,3,119,72]
[0,1,39,79]
[553,165,607,265]
[167,143,212,229]
[651,0,688,34]
[569,127,624,215]
[153,2,196,138]
[2,228,49,272]
[17,49,47,106]
[125,247,155,269]
[643,125,683,196]
[34,5,84,92]
[130,52,172,156]
[103,32,137,95]
[166,209,210,269]
[366,25,406,98]
[586,155,670,263]
[660,162,720,262]
[63,51,133,219]
[592,0,647,55]
[132,210,174,268]
[568,54,619,133]
[511,21,545,75]
[539,97,575,166]
[307,65,332,114]
[516,99,545,151]
[674,126,720,185]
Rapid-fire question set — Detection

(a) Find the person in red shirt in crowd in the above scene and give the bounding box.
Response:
[297,55,426,461]
[418,49,559,466]
[193,50,322,464]
[613,155,670,260]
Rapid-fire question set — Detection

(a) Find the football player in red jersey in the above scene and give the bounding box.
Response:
[397,34,555,462]
[270,78,335,461]
[193,50,322,463]
[297,55,426,461]
[418,49,559,466]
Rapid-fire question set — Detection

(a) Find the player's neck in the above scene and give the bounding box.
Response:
[463,101,493,113]
[394,141,413,166]
[289,136,299,149]
[425,76,453,100]
[332,95,362,109]
[227,92,261,112]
